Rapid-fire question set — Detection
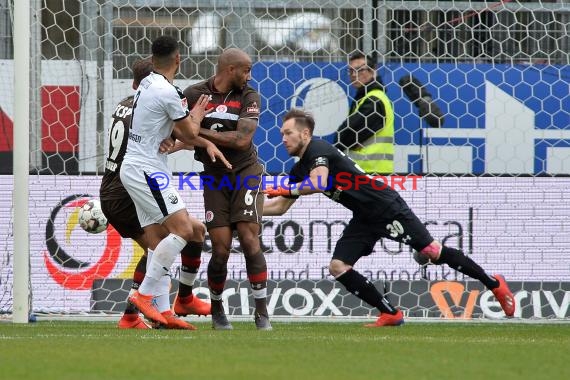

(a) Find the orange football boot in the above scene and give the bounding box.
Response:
[364,309,405,327]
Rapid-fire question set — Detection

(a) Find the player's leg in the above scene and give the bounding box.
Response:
[207,226,234,330]
[100,196,151,329]
[232,165,271,330]
[134,223,196,329]
[418,240,514,316]
[330,218,403,327]
[387,197,515,317]
[173,218,212,316]
[236,221,271,330]
[121,166,193,324]
[202,173,234,330]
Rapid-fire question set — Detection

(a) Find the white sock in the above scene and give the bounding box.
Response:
[252,288,267,299]
[139,234,186,296]
[145,234,187,281]
[146,250,154,272]
[155,275,172,313]
[138,250,160,295]
[179,271,197,288]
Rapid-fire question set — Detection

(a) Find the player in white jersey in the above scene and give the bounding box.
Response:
[120,35,231,326]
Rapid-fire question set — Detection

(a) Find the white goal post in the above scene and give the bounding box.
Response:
[2,0,570,323]
[12,0,30,324]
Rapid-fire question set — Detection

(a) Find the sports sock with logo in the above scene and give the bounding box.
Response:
[179,241,202,298]
[435,246,499,289]
[245,251,268,315]
[336,269,398,314]
[124,254,148,314]
[140,234,186,295]
[207,253,228,301]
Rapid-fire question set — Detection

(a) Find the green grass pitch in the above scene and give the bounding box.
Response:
[1,321,569,380]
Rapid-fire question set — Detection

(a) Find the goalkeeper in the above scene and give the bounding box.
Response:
[263,109,515,326]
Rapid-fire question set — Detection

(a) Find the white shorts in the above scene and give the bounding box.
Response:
[119,161,186,227]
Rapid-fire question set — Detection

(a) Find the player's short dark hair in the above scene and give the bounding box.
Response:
[131,58,153,87]
[283,109,315,135]
[349,51,376,70]
[151,35,179,66]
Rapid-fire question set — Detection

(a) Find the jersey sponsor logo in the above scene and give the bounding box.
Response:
[246,102,259,114]
[128,131,142,143]
[216,104,228,113]
[226,100,241,108]
[205,112,240,121]
[205,210,214,222]
[243,210,253,216]
[105,160,117,172]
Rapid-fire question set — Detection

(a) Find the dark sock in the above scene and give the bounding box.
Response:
[207,255,228,299]
[336,269,397,314]
[435,247,499,289]
[125,255,147,314]
[245,251,268,292]
[179,241,202,297]
[254,298,268,316]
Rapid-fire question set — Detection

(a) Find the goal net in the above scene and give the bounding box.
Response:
[1,0,569,321]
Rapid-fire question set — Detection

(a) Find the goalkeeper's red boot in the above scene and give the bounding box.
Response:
[117,314,151,329]
[492,274,515,317]
[364,309,405,327]
[161,310,197,330]
[173,294,211,316]
[128,290,167,325]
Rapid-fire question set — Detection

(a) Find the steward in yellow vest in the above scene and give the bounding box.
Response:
[334,52,395,175]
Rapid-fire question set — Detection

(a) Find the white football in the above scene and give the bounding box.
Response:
[78,199,108,234]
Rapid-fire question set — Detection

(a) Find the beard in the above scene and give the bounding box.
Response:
[288,141,305,157]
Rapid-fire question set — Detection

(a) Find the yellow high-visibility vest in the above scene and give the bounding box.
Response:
[347,88,395,174]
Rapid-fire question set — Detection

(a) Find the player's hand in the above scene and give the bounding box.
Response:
[189,94,214,124]
[263,186,291,198]
[159,137,175,153]
[206,144,232,169]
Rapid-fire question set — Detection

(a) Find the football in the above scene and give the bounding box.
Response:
[78,199,108,234]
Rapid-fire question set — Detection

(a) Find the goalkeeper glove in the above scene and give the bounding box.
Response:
[263,186,299,198]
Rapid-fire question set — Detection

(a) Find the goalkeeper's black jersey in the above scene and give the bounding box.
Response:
[100,95,133,201]
[288,139,399,216]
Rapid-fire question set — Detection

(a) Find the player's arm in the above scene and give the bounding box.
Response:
[168,140,193,153]
[169,130,232,169]
[264,165,330,198]
[199,117,257,151]
[173,94,211,144]
[263,196,296,216]
[295,165,329,195]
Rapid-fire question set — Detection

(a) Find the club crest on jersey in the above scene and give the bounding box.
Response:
[205,210,214,222]
[216,104,227,113]
[246,102,259,114]
[315,157,327,166]
[210,123,224,132]
[167,193,178,204]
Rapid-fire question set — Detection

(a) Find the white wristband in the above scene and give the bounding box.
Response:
[290,188,300,196]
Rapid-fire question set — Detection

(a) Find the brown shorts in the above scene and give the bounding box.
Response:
[100,193,144,239]
[202,162,264,229]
